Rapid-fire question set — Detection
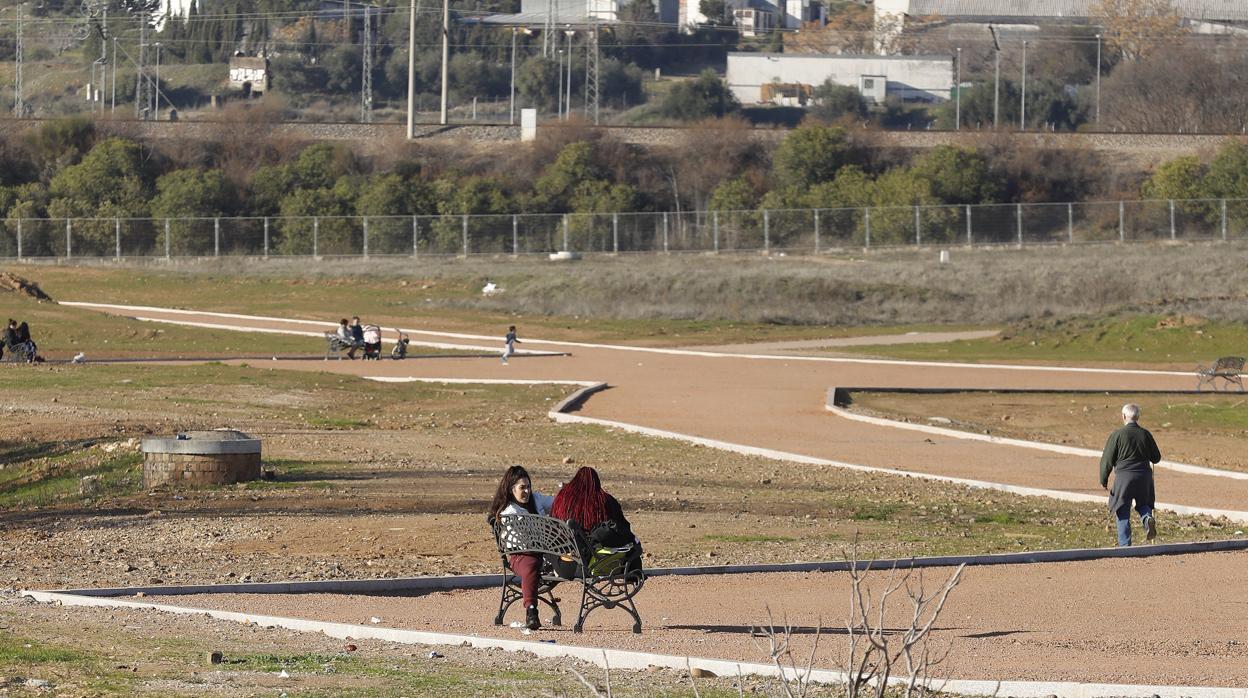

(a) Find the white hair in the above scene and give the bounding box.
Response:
[1122,403,1141,422]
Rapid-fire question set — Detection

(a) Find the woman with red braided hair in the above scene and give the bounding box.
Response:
[550,467,641,568]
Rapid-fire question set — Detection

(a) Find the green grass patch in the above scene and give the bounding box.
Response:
[702,534,796,543]
[842,315,1248,366]
[973,512,1026,525]
[0,634,86,664]
[851,503,903,521]
[0,452,140,509]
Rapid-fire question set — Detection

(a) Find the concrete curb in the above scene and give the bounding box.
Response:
[366,377,591,386]
[826,387,1248,482]
[20,589,1248,698]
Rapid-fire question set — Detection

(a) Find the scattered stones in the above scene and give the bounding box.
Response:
[79,475,103,497]
[561,456,575,465]
[690,668,717,679]
[24,678,51,689]
[344,644,358,652]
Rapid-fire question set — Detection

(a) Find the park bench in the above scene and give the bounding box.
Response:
[1196,356,1245,392]
[492,514,644,634]
[323,332,356,360]
[0,341,35,364]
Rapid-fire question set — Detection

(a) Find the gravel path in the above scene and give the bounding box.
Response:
[147,550,1248,687]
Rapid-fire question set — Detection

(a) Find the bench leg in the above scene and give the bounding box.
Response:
[495,574,523,626]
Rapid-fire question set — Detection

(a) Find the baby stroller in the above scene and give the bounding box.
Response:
[0,340,35,364]
[362,324,383,360]
[390,329,410,360]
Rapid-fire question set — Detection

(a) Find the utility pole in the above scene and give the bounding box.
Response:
[153,42,161,119]
[111,37,117,113]
[990,25,1000,130]
[361,5,373,123]
[439,0,449,124]
[407,0,416,137]
[13,2,23,117]
[1020,39,1028,131]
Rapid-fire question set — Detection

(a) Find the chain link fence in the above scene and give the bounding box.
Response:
[2,198,1246,260]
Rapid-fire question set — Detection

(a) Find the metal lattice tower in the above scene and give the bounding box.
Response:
[584,22,599,124]
[135,9,152,120]
[361,5,373,123]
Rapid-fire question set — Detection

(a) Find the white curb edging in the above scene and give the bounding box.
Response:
[825,389,1248,482]
[20,590,1247,698]
[548,410,1248,524]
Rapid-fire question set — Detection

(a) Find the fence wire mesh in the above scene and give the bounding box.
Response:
[5,198,1248,260]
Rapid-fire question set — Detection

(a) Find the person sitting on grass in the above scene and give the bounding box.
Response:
[550,466,642,575]
[489,465,555,631]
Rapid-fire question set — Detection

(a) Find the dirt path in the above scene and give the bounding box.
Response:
[149,549,1248,687]
[683,329,1001,353]
[72,304,1248,518]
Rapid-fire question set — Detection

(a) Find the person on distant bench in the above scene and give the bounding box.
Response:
[348,316,365,359]
[1099,403,1162,546]
[489,465,554,631]
[16,321,36,360]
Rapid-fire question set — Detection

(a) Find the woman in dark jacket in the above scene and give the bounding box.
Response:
[550,467,641,568]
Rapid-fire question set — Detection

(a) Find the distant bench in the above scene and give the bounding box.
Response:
[491,514,644,633]
[1196,356,1244,392]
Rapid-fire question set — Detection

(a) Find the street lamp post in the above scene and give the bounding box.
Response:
[439,0,449,125]
[565,29,574,119]
[153,42,161,120]
[1095,33,1102,126]
[955,47,961,130]
[557,48,563,119]
[510,28,518,125]
[1020,39,1028,131]
[407,0,416,138]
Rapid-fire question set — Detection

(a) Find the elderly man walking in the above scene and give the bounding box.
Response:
[1099,403,1162,546]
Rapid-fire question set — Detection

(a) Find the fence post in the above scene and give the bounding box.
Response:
[462,214,469,257]
[612,213,619,254]
[313,217,319,257]
[864,208,871,249]
[1169,200,1176,241]
[562,214,569,252]
[1067,203,1074,243]
[412,216,419,259]
[813,209,821,254]
[966,205,972,245]
[66,219,72,259]
[362,217,369,258]
[513,215,520,256]
[1016,203,1023,247]
[1222,199,1228,241]
[214,217,221,257]
[263,217,269,258]
[662,212,669,253]
[114,218,121,260]
[164,219,171,259]
[762,209,769,253]
[712,211,719,253]
[914,205,922,246]
[15,219,21,260]
[1118,201,1124,243]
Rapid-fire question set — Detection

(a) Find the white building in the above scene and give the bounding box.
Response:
[874,0,1248,52]
[726,52,953,105]
[680,0,825,33]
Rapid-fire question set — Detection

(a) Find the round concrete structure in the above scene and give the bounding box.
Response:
[141,430,262,488]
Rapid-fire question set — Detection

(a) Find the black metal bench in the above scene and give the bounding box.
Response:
[323,332,356,360]
[0,341,35,364]
[492,514,643,634]
[1197,356,1245,392]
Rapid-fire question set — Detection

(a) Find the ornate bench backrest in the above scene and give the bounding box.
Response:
[494,514,583,561]
[1215,356,1245,372]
